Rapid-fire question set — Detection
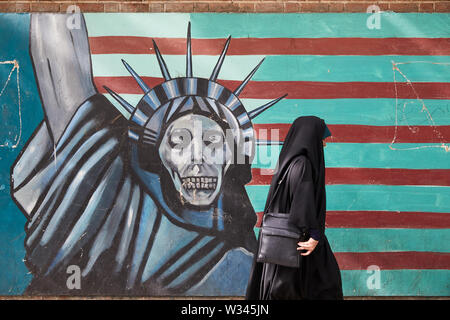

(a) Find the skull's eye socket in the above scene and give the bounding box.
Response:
[203,130,223,147]
[169,128,191,149]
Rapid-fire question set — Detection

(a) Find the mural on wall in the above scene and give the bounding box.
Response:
[0,12,449,296]
[10,14,289,295]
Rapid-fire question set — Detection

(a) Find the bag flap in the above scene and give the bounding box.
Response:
[261,226,300,239]
[263,212,301,232]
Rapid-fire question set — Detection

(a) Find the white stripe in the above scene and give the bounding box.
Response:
[85,13,191,37]
[91,54,266,81]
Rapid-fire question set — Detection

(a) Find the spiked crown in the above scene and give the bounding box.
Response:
[104,23,286,165]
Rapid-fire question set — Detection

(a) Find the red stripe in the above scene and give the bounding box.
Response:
[255,211,450,229]
[335,252,450,270]
[254,124,450,143]
[325,211,450,229]
[326,168,450,186]
[95,77,450,99]
[89,37,450,56]
[250,168,450,186]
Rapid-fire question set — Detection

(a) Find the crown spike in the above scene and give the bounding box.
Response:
[103,85,134,115]
[122,59,150,93]
[210,36,231,82]
[234,58,265,97]
[186,22,193,78]
[248,94,288,120]
[152,39,171,81]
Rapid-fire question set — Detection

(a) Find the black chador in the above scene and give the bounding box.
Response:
[246,116,343,300]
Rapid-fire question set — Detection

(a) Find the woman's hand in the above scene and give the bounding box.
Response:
[297,238,319,256]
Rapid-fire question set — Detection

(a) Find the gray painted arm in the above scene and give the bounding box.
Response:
[30,13,97,145]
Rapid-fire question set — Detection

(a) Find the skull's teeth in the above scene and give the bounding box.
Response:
[181,176,217,190]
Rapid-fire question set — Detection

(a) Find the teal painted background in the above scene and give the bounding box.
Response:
[0,13,40,294]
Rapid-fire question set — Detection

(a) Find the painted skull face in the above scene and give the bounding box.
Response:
[158,113,232,206]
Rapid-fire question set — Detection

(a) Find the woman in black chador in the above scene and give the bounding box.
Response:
[246,116,343,300]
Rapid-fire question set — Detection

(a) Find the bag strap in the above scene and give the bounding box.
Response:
[263,157,298,215]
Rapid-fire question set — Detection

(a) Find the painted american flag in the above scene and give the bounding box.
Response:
[86,12,450,296]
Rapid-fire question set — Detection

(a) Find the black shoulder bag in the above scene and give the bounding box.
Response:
[256,159,310,268]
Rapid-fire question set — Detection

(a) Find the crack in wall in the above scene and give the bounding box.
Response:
[0,59,22,149]
[390,60,449,152]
